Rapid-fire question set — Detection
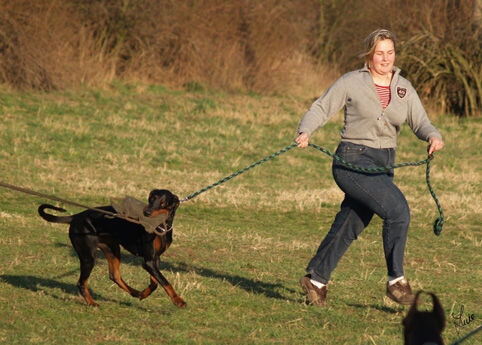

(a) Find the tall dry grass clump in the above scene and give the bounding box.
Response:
[0,0,322,95]
[0,0,113,90]
[313,0,392,73]
[111,0,322,95]
[313,0,482,117]
[391,0,482,117]
[1,0,482,116]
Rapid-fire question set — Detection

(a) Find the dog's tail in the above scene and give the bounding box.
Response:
[38,204,73,224]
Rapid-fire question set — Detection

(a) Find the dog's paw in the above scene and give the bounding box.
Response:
[173,297,187,308]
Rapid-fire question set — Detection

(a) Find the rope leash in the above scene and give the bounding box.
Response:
[0,181,142,225]
[449,324,482,345]
[307,143,444,236]
[181,142,444,236]
[0,181,172,234]
[179,143,298,203]
[1,141,443,235]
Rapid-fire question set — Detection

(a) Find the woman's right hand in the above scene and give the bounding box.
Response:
[296,132,310,148]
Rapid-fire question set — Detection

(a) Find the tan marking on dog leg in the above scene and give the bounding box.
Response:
[80,278,99,307]
[162,284,186,308]
[139,276,159,300]
[100,247,140,298]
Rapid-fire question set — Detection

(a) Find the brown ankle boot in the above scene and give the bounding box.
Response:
[300,274,327,307]
[386,278,415,305]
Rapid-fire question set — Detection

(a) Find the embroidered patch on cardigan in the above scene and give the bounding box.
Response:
[397,87,407,98]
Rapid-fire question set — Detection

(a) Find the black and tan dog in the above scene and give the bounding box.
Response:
[402,291,445,345]
[38,189,186,308]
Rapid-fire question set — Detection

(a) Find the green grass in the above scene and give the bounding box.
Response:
[0,82,481,344]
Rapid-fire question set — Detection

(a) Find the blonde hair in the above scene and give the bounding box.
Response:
[359,29,397,67]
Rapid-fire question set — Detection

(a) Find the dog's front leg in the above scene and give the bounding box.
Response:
[138,275,159,300]
[142,260,186,308]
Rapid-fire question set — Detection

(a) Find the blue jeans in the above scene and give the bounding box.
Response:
[307,142,410,284]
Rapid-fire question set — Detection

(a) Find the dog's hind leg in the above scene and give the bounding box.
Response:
[70,234,101,306]
[78,278,98,306]
[98,242,141,298]
[75,251,100,306]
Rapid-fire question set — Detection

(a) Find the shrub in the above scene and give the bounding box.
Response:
[392,0,482,117]
[1,0,481,116]
[0,0,322,96]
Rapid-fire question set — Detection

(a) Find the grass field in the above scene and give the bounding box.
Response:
[0,83,481,344]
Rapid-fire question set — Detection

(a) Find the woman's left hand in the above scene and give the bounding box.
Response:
[428,137,444,155]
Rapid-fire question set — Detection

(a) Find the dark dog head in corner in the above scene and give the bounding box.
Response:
[403,291,446,345]
[143,189,180,220]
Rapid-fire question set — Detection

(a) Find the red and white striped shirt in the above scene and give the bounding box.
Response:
[375,84,391,109]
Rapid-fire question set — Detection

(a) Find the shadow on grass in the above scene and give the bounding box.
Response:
[345,303,402,314]
[52,242,298,302]
[171,261,299,302]
[0,273,78,296]
[0,273,173,312]
[0,273,106,307]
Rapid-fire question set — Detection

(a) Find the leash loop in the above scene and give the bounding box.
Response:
[425,150,444,236]
[308,142,444,236]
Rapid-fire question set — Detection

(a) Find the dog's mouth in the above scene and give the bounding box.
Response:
[143,207,170,218]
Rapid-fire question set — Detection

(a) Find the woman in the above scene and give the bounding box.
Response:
[296,29,444,306]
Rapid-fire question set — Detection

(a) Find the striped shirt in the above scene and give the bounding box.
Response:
[375,84,391,108]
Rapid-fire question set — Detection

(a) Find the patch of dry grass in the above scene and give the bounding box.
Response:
[0,84,481,344]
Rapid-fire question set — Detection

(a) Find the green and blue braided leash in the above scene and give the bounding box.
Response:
[181,142,444,236]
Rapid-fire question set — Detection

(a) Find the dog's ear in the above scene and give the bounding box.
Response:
[402,290,423,328]
[172,194,180,206]
[147,190,157,202]
[402,291,423,345]
[429,292,446,332]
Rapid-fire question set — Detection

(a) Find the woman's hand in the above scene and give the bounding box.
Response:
[428,137,444,155]
[296,132,310,148]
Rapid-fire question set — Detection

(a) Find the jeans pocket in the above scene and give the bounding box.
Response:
[336,142,369,167]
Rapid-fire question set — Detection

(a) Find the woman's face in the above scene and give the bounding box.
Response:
[370,39,395,75]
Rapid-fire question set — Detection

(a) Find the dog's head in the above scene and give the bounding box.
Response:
[143,189,180,219]
[402,291,446,345]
